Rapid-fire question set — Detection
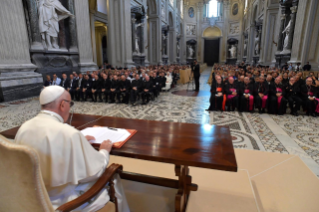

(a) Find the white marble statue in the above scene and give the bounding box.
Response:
[37,0,73,50]
[282,20,291,50]
[133,22,144,54]
[188,45,194,58]
[255,33,260,55]
[229,45,237,58]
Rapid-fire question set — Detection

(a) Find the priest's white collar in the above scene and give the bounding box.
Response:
[40,110,64,123]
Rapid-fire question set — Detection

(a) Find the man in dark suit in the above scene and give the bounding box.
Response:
[60,73,70,90]
[192,60,200,91]
[68,74,78,100]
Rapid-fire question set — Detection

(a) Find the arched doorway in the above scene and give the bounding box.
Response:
[94,21,107,67]
[202,26,222,66]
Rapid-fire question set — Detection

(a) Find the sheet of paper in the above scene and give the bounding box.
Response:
[81,127,131,144]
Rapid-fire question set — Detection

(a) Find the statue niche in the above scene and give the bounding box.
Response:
[37,0,74,50]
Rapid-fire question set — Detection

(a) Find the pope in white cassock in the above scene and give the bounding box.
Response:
[14,86,130,212]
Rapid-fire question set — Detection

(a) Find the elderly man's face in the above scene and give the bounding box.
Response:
[228,77,234,84]
[216,77,222,84]
[62,74,67,79]
[306,79,312,85]
[290,78,295,84]
[259,77,265,82]
[244,78,249,84]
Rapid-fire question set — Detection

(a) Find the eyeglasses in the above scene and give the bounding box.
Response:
[63,99,74,107]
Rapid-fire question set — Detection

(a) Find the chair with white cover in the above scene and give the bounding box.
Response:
[0,135,122,212]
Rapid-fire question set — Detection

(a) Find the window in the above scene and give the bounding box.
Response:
[208,0,218,17]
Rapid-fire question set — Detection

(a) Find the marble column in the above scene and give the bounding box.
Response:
[277,14,287,52]
[286,6,298,51]
[66,0,78,52]
[74,0,98,72]
[257,27,262,55]
[24,0,43,50]
[0,0,43,102]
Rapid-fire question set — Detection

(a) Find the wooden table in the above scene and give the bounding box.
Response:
[1,114,237,212]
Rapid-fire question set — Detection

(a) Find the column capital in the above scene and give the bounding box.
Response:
[290,6,298,13]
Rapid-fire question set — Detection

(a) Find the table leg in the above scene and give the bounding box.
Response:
[175,165,197,212]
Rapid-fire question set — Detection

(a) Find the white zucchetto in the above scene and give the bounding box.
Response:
[39,85,65,105]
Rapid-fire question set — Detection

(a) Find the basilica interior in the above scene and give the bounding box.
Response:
[1,0,319,212]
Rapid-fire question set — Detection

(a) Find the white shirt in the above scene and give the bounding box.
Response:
[14,111,110,212]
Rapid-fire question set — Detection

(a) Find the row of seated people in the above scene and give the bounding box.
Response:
[207,75,319,117]
[47,72,168,105]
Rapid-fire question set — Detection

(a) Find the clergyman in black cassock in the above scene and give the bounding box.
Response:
[207,76,225,111]
[224,77,238,111]
[285,77,302,116]
[304,77,318,117]
[268,78,287,115]
[254,76,269,113]
[239,77,254,112]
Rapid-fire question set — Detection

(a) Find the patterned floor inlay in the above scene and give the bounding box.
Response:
[0,67,319,177]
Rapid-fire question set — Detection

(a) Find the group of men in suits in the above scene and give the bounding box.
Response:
[207,66,319,117]
[44,71,168,106]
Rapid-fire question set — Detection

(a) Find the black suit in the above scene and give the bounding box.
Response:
[60,79,70,90]
[130,79,142,104]
[68,79,78,100]
[100,79,110,102]
[118,80,131,103]
[192,63,200,91]
[141,80,153,103]
[76,77,84,101]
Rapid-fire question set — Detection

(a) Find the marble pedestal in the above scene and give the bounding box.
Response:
[275,53,291,68]
[253,56,260,66]
[186,58,195,65]
[226,58,237,65]
[31,51,80,80]
[132,55,146,67]
[162,56,169,65]
[0,71,43,102]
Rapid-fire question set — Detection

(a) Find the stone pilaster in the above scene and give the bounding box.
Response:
[140,16,146,55]
[107,0,134,67]
[196,2,203,63]
[131,15,137,54]
[277,14,287,52]
[24,0,43,50]
[286,6,298,52]
[74,0,98,72]
[0,0,43,102]
[66,0,78,52]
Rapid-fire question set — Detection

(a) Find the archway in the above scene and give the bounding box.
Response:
[202,26,222,66]
[94,21,107,67]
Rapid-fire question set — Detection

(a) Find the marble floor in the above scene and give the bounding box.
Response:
[1,68,319,177]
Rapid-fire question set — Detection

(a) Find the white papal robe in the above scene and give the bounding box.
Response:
[14,110,129,212]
